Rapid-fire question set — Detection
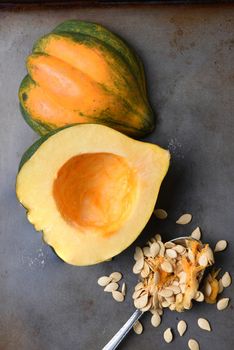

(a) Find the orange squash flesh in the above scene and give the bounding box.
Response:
[53,152,136,235]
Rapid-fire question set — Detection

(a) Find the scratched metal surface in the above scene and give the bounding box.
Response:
[0,4,234,350]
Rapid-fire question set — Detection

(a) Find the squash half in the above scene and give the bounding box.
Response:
[16,125,170,266]
[19,20,155,137]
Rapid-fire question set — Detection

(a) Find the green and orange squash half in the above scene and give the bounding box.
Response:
[16,124,170,266]
[19,20,155,137]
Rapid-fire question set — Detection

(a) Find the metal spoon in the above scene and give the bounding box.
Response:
[102,236,204,350]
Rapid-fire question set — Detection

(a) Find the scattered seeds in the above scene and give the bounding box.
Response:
[97,276,112,287]
[121,282,126,296]
[191,227,201,240]
[154,208,168,220]
[177,320,187,336]
[221,272,232,288]
[161,261,173,273]
[163,328,173,343]
[133,320,143,335]
[176,213,192,225]
[110,272,122,282]
[198,318,211,331]
[151,312,161,327]
[217,297,230,311]
[112,290,124,302]
[104,282,119,292]
[214,240,228,253]
[188,339,200,350]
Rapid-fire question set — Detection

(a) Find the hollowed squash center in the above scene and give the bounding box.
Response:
[53,152,136,234]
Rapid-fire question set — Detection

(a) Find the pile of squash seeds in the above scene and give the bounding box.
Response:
[132,210,231,349]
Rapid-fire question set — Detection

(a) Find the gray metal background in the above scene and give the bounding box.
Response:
[0,4,234,350]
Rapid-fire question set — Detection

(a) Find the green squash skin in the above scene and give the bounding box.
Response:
[52,19,147,97]
[19,20,155,137]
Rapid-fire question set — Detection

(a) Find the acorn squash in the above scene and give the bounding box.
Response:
[19,20,155,137]
[16,124,169,266]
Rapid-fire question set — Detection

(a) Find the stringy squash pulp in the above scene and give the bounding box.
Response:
[16,125,170,266]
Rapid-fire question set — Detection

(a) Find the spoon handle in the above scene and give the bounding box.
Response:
[102,309,143,350]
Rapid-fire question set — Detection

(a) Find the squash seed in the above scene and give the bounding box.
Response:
[165,241,175,249]
[188,339,200,350]
[191,227,202,240]
[141,262,150,278]
[97,276,112,287]
[104,282,119,292]
[174,244,186,254]
[168,285,181,294]
[214,240,228,253]
[121,282,126,296]
[166,248,177,259]
[141,298,152,312]
[150,242,160,258]
[154,208,168,220]
[217,297,230,310]
[198,254,208,267]
[221,272,232,288]
[133,320,143,335]
[161,261,173,273]
[206,247,214,264]
[132,289,145,299]
[155,234,162,241]
[198,318,211,331]
[176,213,192,225]
[158,288,174,298]
[163,328,173,343]
[112,290,124,302]
[109,272,122,282]
[135,282,144,291]
[151,312,161,327]
[194,291,204,302]
[133,257,144,274]
[134,247,143,261]
[204,281,212,297]
[134,293,148,309]
[177,320,187,336]
[143,246,151,257]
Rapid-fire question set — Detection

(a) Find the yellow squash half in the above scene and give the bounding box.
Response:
[16,125,170,266]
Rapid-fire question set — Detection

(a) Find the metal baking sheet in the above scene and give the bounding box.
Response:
[0,4,234,350]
